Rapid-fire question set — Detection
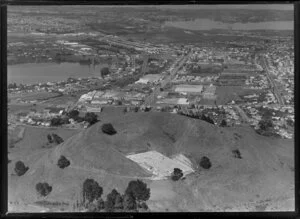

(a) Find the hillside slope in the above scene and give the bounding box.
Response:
[8,112,294,212]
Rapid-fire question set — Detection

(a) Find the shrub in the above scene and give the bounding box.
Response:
[87,202,98,212]
[125,180,150,202]
[83,179,103,203]
[36,182,52,197]
[14,161,29,176]
[220,119,227,127]
[57,155,70,169]
[199,156,212,169]
[101,123,117,135]
[139,202,148,210]
[232,149,242,159]
[171,168,183,181]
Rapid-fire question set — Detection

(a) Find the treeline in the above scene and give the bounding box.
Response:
[78,179,150,212]
[50,110,98,127]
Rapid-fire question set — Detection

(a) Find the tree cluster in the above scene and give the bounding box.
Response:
[82,179,150,212]
[8,83,18,89]
[47,133,64,145]
[178,111,215,125]
[171,168,184,181]
[14,161,29,176]
[50,111,99,127]
[256,119,278,137]
[36,182,52,197]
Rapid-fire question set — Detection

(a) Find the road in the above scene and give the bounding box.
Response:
[259,55,284,105]
[234,105,251,123]
[143,52,192,106]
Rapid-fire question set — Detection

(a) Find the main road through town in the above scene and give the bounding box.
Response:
[143,51,192,106]
[259,55,284,105]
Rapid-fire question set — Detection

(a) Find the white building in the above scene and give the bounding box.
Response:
[175,84,203,93]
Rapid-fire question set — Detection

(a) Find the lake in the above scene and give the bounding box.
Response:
[164,19,294,31]
[8,62,109,85]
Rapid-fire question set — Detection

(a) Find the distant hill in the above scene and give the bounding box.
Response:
[8,112,294,212]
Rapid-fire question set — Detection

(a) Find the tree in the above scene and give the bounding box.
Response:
[14,161,29,176]
[123,193,137,211]
[171,168,183,181]
[101,123,117,135]
[36,182,52,197]
[67,110,79,120]
[201,114,214,125]
[105,189,120,212]
[82,179,103,203]
[50,117,64,126]
[47,134,53,143]
[220,119,227,127]
[84,112,98,126]
[125,180,150,203]
[101,67,110,78]
[258,119,273,131]
[57,155,70,169]
[199,156,212,169]
[114,194,124,210]
[52,133,64,145]
[96,198,105,211]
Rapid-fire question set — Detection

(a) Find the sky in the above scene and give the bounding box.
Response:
[156,4,294,10]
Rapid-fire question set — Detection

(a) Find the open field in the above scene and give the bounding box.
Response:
[126,151,194,179]
[216,86,265,105]
[8,91,61,102]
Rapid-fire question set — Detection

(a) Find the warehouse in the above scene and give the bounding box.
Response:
[175,84,203,93]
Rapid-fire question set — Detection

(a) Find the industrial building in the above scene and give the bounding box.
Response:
[175,84,203,93]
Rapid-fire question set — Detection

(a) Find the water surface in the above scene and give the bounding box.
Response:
[165,19,293,31]
[8,62,108,84]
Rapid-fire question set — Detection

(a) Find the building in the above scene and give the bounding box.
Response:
[86,105,102,113]
[135,74,162,84]
[175,84,203,93]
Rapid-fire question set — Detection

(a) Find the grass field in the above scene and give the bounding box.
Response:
[8,91,61,102]
[216,86,265,105]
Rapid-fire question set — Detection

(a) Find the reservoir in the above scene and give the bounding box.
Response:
[8,62,109,85]
[164,19,293,31]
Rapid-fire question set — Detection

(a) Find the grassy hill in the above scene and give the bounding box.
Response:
[8,112,294,212]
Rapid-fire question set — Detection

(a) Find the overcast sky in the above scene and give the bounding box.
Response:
[155,4,293,10]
